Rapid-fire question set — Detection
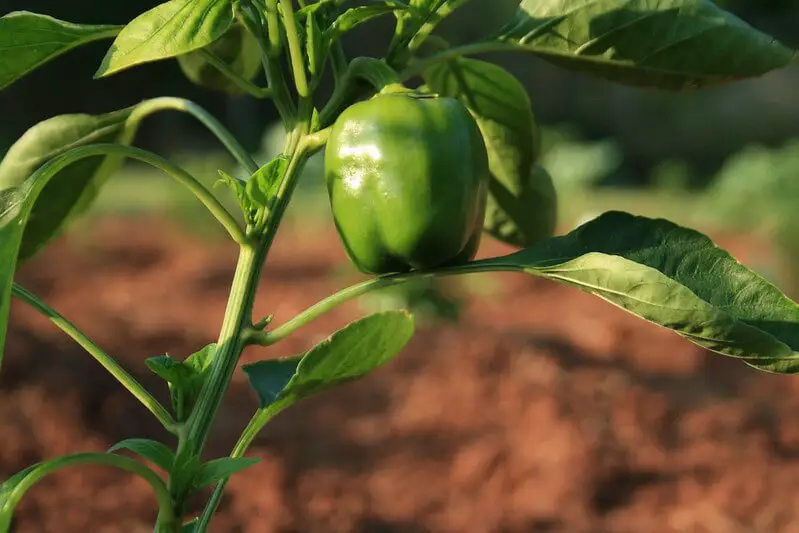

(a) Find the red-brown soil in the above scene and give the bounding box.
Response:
[3,216,799,533]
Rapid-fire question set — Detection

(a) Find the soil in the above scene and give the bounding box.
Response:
[3,216,799,533]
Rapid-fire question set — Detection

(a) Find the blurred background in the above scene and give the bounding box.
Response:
[3,1,799,532]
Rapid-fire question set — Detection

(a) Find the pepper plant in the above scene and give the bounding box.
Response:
[0,1,796,531]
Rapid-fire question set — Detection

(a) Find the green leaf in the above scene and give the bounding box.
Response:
[484,163,558,248]
[96,0,236,78]
[108,439,175,472]
[177,23,262,94]
[192,457,261,489]
[215,170,252,215]
[145,344,217,421]
[245,156,289,214]
[244,311,415,410]
[182,518,199,532]
[0,108,139,263]
[424,58,555,248]
[241,357,301,407]
[496,0,796,90]
[0,11,121,90]
[454,211,799,372]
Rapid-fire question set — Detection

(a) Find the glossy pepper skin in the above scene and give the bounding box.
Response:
[325,90,490,275]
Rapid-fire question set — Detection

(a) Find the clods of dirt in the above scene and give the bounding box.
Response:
[3,217,799,533]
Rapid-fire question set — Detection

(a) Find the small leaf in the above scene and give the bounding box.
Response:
[145,355,195,386]
[145,344,217,421]
[215,170,252,215]
[496,0,795,90]
[192,457,261,489]
[424,58,554,248]
[177,23,262,94]
[108,439,175,472]
[245,156,289,212]
[96,0,235,78]
[0,108,139,262]
[244,311,415,410]
[182,518,199,532]
[0,11,120,90]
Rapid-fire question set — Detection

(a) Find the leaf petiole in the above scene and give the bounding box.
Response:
[11,284,177,433]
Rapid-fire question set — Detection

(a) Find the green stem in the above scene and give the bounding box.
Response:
[11,284,176,432]
[131,97,259,175]
[248,261,512,347]
[280,0,310,98]
[189,104,317,532]
[238,1,297,123]
[4,453,177,532]
[194,406,280,532]
[264,0,282,54]
[319,57,404,127]
[331,41,348,84]
[41,144,246,243]
[196,49,273,100]
[182,243,266,457]
[406,0,462,53]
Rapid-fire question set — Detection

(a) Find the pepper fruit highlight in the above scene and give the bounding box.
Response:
[325,90,490,275]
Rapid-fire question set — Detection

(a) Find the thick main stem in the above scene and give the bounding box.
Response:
[183,243,265,456]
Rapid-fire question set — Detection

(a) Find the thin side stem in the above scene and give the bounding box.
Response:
[132,97,259,174]
[196,49,274,100]
[280,0,310,98]
[238,2,297,122]
[248,261,516,347]
[4,452,177,532]
[11,284,176,432]
[194,406,279,532]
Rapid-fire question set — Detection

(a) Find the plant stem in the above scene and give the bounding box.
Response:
[190,103,316,532]
[132,97,259,174]
[318,57,404,127]
[248,260,513,347]
[279,0,310,98]
[182,243,265,456]
[194,404,281,532]
[11,284,176,432]
[5,453,178,532]
[51,144,246,243]
[238,1,297,123]
[196,49,274,100]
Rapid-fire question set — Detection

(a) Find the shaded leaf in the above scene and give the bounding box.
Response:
[177,23,262,94]
[0,108,139,262]
[0,11,120,90]
[495,0,795,90]
[96,0,235,77]
[425,58,555,247]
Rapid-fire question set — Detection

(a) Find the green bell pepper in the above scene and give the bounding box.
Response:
[325,90,490,275]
